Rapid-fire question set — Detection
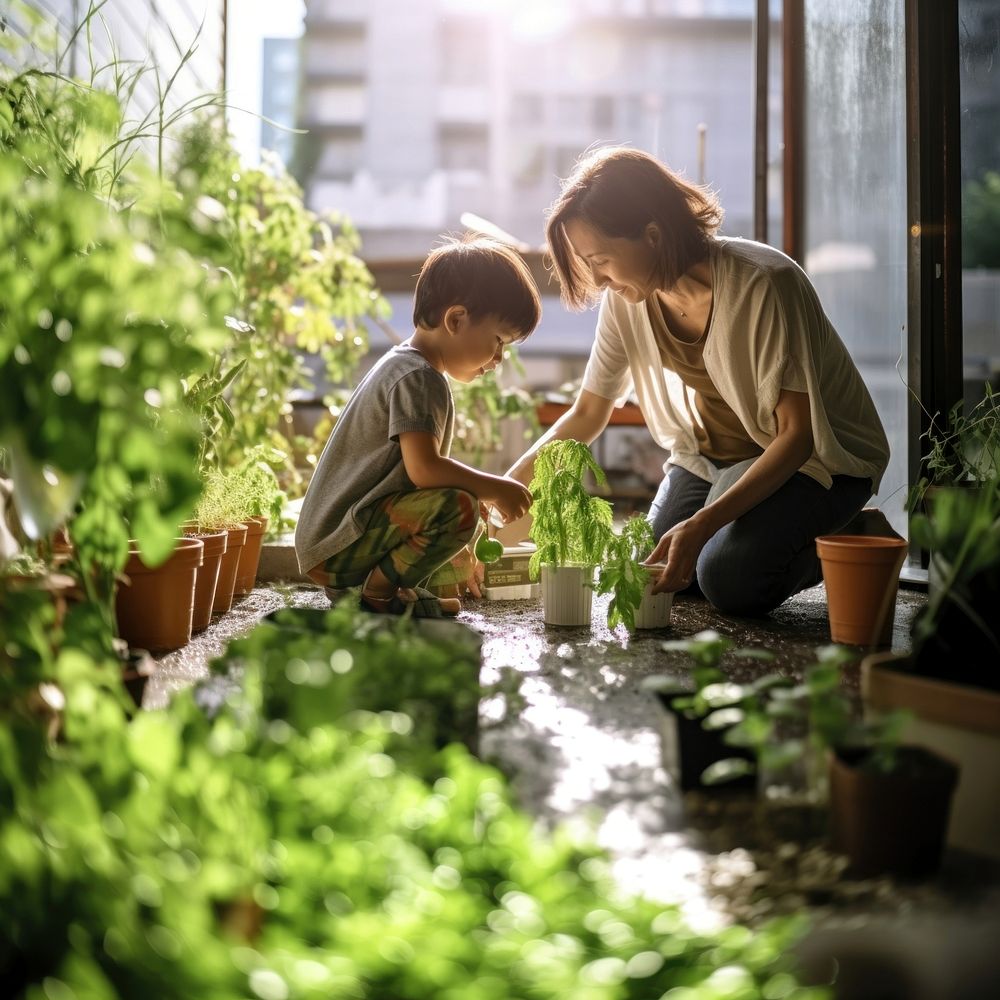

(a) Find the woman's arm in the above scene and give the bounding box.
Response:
[648,388,814,593]
[505,389,617,485]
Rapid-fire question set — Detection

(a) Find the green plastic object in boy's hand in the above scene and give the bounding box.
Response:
[475,535,504,563]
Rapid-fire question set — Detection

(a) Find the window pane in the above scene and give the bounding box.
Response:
[960,0,1000,410]
[803,0,908,538]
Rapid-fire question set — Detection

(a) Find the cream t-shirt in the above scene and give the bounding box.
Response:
[580,236,890,491]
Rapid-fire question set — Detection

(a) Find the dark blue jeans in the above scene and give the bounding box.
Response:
[647,463,873,616]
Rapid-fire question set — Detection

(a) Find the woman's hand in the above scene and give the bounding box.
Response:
[645,516,713,594]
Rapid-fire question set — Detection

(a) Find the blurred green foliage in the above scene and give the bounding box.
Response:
[0,54,235,642]
[0,601,827,999]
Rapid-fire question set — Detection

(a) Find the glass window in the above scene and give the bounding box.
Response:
[960,0,1000,406]
[803,1,909,537]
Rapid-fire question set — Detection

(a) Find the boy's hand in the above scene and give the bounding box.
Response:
[488,478,532,524]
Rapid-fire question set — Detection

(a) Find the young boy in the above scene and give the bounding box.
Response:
[295,236,540,618]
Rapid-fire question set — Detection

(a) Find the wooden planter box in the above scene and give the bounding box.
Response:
[861,650,1000,861]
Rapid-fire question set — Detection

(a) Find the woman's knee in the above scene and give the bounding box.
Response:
[697,538,791,616]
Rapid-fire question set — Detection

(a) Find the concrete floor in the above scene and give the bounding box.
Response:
[147,569,1000,998]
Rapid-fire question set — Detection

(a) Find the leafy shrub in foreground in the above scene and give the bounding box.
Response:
[1,608,827,999]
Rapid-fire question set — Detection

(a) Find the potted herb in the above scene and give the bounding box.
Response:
[226,446,285,599]
[527,439,615,626]
[596,513,673,631]
[640,630,769,793]
[661,635,961,878]
[191,469,249,616]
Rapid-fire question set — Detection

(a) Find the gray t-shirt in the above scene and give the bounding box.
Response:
[294,345,454,574]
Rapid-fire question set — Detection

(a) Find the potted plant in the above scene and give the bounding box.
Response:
[191,469,249,617]
[527,439,615,626]
[663,635,961,879]
[640,630,768,793]
[862,478,1000,861]
[596,513,673,631]
[226,446,286,599]
[906,381,1000,518]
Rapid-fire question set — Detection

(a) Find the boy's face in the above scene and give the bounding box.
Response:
[443,310,523,384]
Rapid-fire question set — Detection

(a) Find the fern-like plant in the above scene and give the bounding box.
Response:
[596,514,656,630]
[527,439,614,579]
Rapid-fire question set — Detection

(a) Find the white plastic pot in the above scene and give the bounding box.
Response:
[540,563,594,626]
[633,563,674,629]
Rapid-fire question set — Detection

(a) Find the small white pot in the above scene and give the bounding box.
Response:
[633,563,673,629]
[540,563,594,626]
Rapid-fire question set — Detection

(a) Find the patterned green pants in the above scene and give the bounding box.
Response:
[308,488,482,591]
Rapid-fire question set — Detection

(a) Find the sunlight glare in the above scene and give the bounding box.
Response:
[441,0,575,40]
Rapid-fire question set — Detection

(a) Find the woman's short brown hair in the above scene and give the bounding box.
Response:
[545,146,723,310]
[413,234,541,339]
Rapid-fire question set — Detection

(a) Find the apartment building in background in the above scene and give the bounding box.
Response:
[296,0,778,259]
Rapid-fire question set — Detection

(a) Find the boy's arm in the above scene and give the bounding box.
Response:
[399,431,531,523]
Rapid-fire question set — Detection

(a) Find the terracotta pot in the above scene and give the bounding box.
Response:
[633,562,674,629]
[540,563,594,626]
[828,744,959,879]
[815,534,908,646]
[233,515,268,599]
[213,523,248,615]
[182,527,228,633]
[115,537,203,653]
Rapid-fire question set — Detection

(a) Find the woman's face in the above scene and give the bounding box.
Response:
[563,217,661,303]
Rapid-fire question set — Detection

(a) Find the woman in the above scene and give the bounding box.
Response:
[506,146,890,616]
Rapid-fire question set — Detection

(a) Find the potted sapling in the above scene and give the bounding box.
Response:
[596,513,673,631]
[527,439,614,626]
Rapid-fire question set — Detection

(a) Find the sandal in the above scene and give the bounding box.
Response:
[359,588,444,619]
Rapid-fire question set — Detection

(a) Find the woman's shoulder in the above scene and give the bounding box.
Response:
[713,236,805,285]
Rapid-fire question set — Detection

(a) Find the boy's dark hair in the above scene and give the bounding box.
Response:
[545,146,723,310]
[412,235,541,338]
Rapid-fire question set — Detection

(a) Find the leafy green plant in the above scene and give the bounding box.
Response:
[170,119,390,494]
[1,600,825,999]
[908,481,1000,685]
[193,445,286,531]
[527,439,615,578]
[647,633,910,789]
[182,356,247,471]
[906,381,1000,515]
[595,514,655,630]
[0,4,240,663]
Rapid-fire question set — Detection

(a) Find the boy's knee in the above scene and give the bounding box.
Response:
[438,488,478,543]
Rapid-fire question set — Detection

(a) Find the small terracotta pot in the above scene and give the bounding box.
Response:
[815,534,908,646]
[213,523,248,615]
[233,515,268,599]
[828,744,959,879]
[182,527,228,633]
[115,536,203,653]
